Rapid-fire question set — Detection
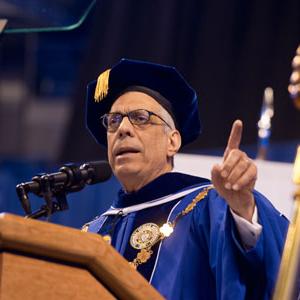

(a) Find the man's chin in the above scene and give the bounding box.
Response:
[114,164,140,179]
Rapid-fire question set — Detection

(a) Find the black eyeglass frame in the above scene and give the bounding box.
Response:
[100,109,173,132]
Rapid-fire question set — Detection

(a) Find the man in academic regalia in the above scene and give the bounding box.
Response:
[83,58,288,300]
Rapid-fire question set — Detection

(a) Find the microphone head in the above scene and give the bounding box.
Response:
[80,161,112,184]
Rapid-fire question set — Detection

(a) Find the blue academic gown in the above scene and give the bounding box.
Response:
[86,172,288,300]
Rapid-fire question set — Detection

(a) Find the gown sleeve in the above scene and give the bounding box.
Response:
[205,189,289,300]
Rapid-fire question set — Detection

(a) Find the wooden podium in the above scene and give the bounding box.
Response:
[0,213,163,300]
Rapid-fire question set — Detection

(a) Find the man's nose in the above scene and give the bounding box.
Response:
[117,116,135,138]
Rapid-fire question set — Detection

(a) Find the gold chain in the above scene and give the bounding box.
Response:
[129,186,213,269]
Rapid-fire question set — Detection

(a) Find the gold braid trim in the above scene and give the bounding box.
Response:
[182,186,212,215]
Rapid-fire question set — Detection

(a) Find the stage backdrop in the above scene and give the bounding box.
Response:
[0,154,295,230]
[175,154,295,219]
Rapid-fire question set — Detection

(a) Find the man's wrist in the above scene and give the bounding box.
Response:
[229,193,255,222]
[230,206,262,249]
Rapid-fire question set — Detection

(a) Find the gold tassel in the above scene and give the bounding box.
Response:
[94,68,111,102]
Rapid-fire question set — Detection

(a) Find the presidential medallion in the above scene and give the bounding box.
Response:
[130,223,161,250]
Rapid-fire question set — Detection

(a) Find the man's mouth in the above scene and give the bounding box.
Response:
[115,147,140,157]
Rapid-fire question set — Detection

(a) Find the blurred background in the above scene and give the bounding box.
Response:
[0,0,299,228]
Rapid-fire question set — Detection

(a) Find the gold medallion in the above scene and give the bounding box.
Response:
[130,223,161,250]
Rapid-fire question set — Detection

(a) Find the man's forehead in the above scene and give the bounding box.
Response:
[110,91,165,113]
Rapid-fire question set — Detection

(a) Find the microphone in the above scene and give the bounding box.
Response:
[19,161,112,195]
[16,161,112,215]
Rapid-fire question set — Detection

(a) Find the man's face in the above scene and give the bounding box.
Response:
[107,91,176,191]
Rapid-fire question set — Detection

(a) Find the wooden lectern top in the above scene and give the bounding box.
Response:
[0,213,164,300]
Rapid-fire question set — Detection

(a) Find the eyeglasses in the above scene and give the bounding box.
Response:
[100,109,172,132]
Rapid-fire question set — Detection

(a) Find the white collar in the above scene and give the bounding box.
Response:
[102,184,212,216]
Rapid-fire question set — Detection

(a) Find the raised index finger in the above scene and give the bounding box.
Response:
[224,120,243,159]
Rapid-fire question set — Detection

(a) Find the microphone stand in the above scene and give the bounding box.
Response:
[17,173,70,220]
[273,45,300,300]
[273,147,300,300]
[16,163,86,220]
[256,87,274,160]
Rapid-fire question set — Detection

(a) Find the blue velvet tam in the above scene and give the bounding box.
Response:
[86,58,201,147]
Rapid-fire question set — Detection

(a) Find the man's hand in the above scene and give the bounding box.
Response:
[211,120,257,222]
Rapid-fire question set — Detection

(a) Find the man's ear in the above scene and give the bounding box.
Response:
[167,130,182,158]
